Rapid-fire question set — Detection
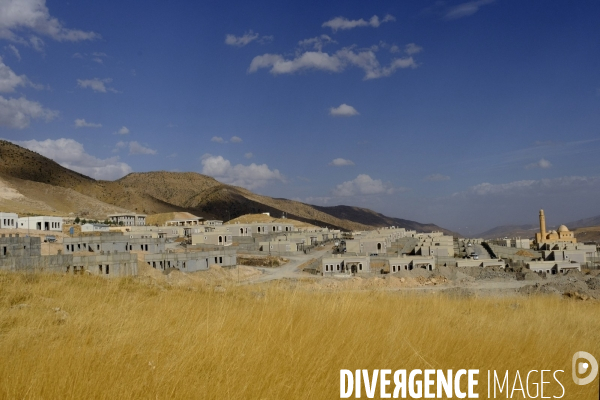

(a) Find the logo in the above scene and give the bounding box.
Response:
[572,351,598,385]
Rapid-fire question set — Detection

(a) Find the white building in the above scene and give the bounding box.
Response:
[108,213,146,226]
[0,212,18,229]
[17,216,63,231]
[81,223,110,233]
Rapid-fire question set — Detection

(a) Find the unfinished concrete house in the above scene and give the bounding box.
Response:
[143,250,236,272]
[0,234,137,277]
[63,234,166,254]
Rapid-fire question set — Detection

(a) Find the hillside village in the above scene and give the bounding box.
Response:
[1,207,599,297]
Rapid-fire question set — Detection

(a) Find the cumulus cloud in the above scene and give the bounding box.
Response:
[244,152,253,159]
[332,174,396,196]
[211,136,225,143]
[322,14,396,32]
[0,56,44,92]
[329,104,359,117]
[404,43,423,55]
[329,158,355,166]
[0,0,99,48]
[201,155,285,190]
[230,136,243,143]
[225,30,260,47]
[0,95,57,129]
[128,141,156,155]
[14,138,131,180]
[77,78,117,93]
[425,174,450,181]
[526,158,552,169]
[298,35,336,51]
[74,118,101,128]
[115,126,129,135]
[444,0,495,20]
[249,47,418,80]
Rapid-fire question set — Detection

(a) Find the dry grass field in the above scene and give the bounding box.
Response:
[0,272,598,399]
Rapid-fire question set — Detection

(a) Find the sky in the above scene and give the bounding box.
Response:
[1,0,600,235]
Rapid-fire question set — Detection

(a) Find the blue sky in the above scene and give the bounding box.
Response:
[1,0,600,234]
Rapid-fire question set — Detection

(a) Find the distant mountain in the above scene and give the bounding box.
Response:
[0,140,453,233]
[565,215,600,229]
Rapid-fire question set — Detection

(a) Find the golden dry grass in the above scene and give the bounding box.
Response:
[0,272,598,399]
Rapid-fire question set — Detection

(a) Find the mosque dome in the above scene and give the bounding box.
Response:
[557,225,569,232]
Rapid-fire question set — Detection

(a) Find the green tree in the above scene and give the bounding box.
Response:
[74,217,80,224]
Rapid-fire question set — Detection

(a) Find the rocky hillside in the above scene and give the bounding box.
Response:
[0,140,452,232]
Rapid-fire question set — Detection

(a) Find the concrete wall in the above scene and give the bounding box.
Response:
[0,235,41,257]
[0,251,138,277]
[144,250,237,272]
[72,253,138,277]
[63,235,166,254]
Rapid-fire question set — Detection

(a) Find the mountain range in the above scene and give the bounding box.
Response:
[0,140,456,234]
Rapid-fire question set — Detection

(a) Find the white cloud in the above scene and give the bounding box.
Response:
[77,78,117,93]
[404,43,423,55]
[0,0,99,48]
[459,176,600,198]
[230,136,243,143]
[0,95,57,129]
[526,158,552,169]
[0,56,44,92]
[225,31,260,47]
[201,155,285,190]
[5,44,20,61]
[244,152,253,159]
[115,126,129,135]
[211,136,225,143]
[425,174,450,181]
[329,104,359,117]
[128,141,156,155]
[444,0,495,20]
[329,158,355,166]
[14,138,131,180]
[74,118,101,128]
[298,35,336,51]
[332,174,396,196]
[249,47,417,80]
[322,14,396,32]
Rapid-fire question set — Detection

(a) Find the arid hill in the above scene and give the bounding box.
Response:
[0,140,452,232]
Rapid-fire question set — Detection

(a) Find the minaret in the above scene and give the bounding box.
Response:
[539,209,546,240]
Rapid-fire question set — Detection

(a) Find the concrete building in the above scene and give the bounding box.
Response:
[388,256,436,272]
[108,213,146,226]
[488,238,531,249]
[0,234,138,277]
[527,261,581,275]
[17,216,63,231]
[0,212,18,229]
[165,216,204,226]
[81,223,110,233]
[144,250,236,272]
[0,234,41,257]
[322,254,371,274]
[191,232,233,246]
[63,234,166,254]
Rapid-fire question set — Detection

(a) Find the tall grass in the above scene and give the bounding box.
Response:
[0,272,598,399]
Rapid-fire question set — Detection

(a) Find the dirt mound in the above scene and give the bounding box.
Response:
[586,277,600,290]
